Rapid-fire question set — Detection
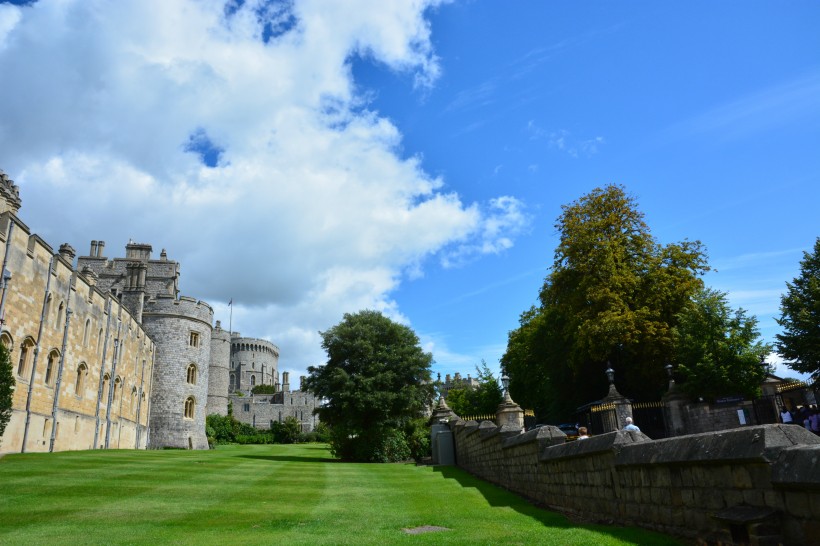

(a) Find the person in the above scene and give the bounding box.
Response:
[780,407,794,424]
[623,417,640,432]
[809,407,820,436]
[577,426,589,439]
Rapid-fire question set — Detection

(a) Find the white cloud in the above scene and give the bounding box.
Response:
[0,0,527,377]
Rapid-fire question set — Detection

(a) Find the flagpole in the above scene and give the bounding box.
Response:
[228,298,233,336]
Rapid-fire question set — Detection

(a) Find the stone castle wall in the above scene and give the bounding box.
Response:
[207,321,231,416]
[142,295,212,450]
[447,418,820,545]
[230,391,317,432]
[0,212,154,454]
[230,335,279,392]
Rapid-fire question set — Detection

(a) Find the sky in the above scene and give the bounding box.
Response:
[0,0,818,386]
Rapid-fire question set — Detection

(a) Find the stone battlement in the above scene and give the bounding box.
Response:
[143,294,214,325]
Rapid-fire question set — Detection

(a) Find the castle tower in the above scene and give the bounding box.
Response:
[207,320,231,416]
[142,295,213,450]
[0,170,22,215]
[229,334,278,393]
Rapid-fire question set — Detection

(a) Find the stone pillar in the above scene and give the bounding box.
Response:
[496,391,524,431]
[601,383,633,432]
[662,381,689,437]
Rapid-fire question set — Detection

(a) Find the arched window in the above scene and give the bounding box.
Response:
[229,373,236,390]
[186,363,197,385]
[75,362,88,396]
[83,319,91,346]
[56,302,65,329]
[45,349,60,386]
[184,397,195,419]
[250,375,256,386]
[17,337,34,377]
[102,373,110,402]
[0,331,12,350]
[113,377,121,403]
[131,387,138,415]
[96,328,104,356]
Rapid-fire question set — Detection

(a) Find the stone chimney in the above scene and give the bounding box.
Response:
[282,371,290,393]
[58,243,76,262]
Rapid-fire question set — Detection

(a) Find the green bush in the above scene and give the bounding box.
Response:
[270,416,301,444]
[328,425,414,463]
[251,384,277,395]
[404,418,431,462]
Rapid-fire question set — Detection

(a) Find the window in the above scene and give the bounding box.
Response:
[102,373,110,402]
[0,331,11,350]
[83,319,91,346]
[189,331,200,348]
[186,363,197,385]
[75,362,88,396]
[229,373,236,390]
[96,328,104,356]
[184,397,195,419]
[113,377,121,403]
[243,403,250,412]
[56,302,64,329]
[250,375,256,386]
[17,338,34,377]
[131,387,138,415]
[45,350,59,386]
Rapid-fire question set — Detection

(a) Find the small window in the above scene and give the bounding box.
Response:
[83,319,91,346]
[17,338,35,377]
[0,331,12,350]
[186,363,197,385]
[250,375,256,386]
[102,373,110,402]
[184,397,195,419]
[56,302,65,329]
[189,331,200,348]
[96,328,104,356]
[45,350,60,386]
[244,403,250,412]
[75,362,88,396]
[113,377,121,403]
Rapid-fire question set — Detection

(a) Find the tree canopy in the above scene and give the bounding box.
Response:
[303,310,434,462]
[0,343,12,439]
[443,361,503,417]
[502,185,710,420]
[776,237,820,382]
[674,288,769,400]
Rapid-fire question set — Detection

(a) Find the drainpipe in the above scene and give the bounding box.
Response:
[135,353,147,449]
[48,304,73,452]
[21,256,55,453]
[0,220,15,327]
[93,298,113,449]
[104,318,122,449]
[144,344,156,448]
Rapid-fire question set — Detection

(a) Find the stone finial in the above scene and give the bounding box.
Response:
[58,243,76,261]
[81,265,98,286]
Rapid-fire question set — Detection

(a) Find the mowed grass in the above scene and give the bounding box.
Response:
[0,444,680,545]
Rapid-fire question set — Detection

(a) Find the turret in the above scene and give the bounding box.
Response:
[0,170,22,215]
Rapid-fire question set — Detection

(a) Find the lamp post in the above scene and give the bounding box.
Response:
[605,362,615,385]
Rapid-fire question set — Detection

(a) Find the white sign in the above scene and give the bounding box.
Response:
[737,409,747,425]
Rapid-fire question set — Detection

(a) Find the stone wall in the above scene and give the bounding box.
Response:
[230,391,318,432]
[206,320,231,416]
[229,335,278,393]
[448,419,820,545]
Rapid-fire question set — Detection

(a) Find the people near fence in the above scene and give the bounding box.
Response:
[796,405,811,430]
[780,407,794,424]
[623,417,640,432]
[808,406,819,435]
[577,427,589,439]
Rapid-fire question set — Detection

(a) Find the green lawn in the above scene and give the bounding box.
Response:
[0,444,679,545]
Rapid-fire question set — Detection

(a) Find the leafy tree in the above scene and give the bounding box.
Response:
[502,185,709,421]
[776,238,820,382]
[270,416,302,444]
[0,343,12,439]
[303,310,434,462]
[674,288,769,400]
[251,384,277,395]
[445,361,502,417]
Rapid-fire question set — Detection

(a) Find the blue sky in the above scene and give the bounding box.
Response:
[0,1,817,383]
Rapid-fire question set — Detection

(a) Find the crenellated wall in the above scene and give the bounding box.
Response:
[447,419,820,545]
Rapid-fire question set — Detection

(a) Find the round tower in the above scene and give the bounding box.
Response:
[142,294,213,449]
[229,335,279,393]
[206,320,231,416]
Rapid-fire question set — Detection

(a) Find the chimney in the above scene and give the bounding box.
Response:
[282,372,290,393]
[58,243,76,262]
[97,241,105,257]
[90,240,98,257]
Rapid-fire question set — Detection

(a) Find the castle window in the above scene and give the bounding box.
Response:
[229,373,236,390]
[17,337,34,378]
[96,328,104,356]
[189,331,200,348]
[1,331,12,350]
[102,373,110,403]
[83,319,91,346]
[44,349,60,387]
[131,387,138,415]
[112,377,122,403]
[184,397,195,419]
[250,375,256,386]
[75,362,88,396]
[56,302,65,329]
[243,403,250,412]
[186,363,197,385]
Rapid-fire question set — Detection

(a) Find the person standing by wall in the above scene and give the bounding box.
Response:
[623,417,640,432]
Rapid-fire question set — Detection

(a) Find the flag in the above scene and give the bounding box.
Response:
[228,298,232,306]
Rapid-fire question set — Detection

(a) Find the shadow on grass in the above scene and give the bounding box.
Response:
[238,455,340,463]
[431,465,681,545]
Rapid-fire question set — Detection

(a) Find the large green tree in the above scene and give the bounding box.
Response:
[303,310,434,462]
[503,185,709,420]
[444,361,502,417]
[0,343,14,440]
[776,237,820,382]
[674,288,769,400]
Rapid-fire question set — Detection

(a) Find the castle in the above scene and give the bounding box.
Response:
[0,170,317,453]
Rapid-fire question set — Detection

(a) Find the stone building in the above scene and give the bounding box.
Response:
[0,170,318,453]
[230,371,318,432]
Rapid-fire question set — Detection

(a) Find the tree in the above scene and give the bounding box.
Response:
[674,288,769,400]
[776,238,820,383]
[445,361,503,417]
[0,343,12,440]
[502,185,709,421]
[303,310,434,462]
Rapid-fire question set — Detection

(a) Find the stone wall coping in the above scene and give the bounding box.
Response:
[460,420,480,435]
[478,420,499,440]
[502,425,566,450]
[539,430,647,462]
[771,445,820,488]
[614,424,819,466]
